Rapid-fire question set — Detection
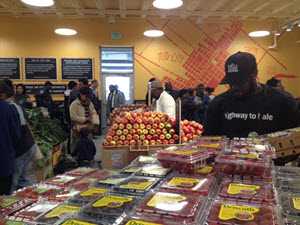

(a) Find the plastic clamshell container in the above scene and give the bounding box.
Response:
[95,174,131,188]
[81,193,138,223]
[121,165,142,174]
[35,204,81,224]
[276,177,300,193]
[57,218,100,225]
[47,189,80,203]
[136,191,204,224]
[218,179,274,203]
[0,196,35,217]
[160,175,215,196]
[130,156,159,166]
[44,175,78,187]
[69,187,108,205]
[70,178,97,192]
[14,184,61,201]
[157,149,209,173]
[120,216,173,225]
[195,136,227,156]
[206,199,278,225]
[279,192,300,218]
[11,202,58,221]
[215,151,272,178]
[137,164,171,178]
[113,176,159,195]
[65,167,97,177]
[276,166,300,178]
[193,165,215,176]
[284,215,300,225]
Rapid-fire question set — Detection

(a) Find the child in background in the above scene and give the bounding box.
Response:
[72,128,96,167]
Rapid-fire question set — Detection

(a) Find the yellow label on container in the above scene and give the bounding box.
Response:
[219,204,259,221]
[80,188,107,197]
[100,178,126,185]
[227,183,260,195]
[61,219,97,225]
[124,167,141,173]
[44,205,80,218]
[173,150,198,155]
[292,197,300,210]
[125,220,163,225]
[92,195,132,208]
[167,177,200,188]
[237,153,259,159]
[120,181,153,190]
[198,143,220,149]
[196,166,213,174]
[147,192,186,208]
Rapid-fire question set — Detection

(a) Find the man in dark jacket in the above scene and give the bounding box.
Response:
[0,81,21,194]
[205,52,300,138]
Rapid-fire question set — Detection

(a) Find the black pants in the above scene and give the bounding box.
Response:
[0,176,12,195]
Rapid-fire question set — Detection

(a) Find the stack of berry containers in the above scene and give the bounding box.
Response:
[215,139,274,181]
[195,136,228,158]
[135,190,206,225]
[279,192,300,225]
[205,199,279,225]
[157,148,209,173]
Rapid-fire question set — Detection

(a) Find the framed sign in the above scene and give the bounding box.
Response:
[24,84,66,95]
[0,58,20,79]
[62,58,93,80]
[25,58,57,80]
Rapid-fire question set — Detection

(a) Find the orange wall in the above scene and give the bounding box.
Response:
[0,16,300,99]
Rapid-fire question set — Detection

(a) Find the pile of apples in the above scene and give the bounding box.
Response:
[103,111,203,147]
[181,120,203,143]
[109,104,149,124]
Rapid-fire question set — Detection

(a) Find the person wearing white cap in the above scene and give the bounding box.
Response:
[151,80,176,118]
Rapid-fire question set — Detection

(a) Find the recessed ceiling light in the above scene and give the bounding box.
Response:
[144,29,164,38]
[55,28,78,36]
[21,0,54,7]
[286,27,292,32]
[275,32,281,36]
[248,30,270,37]
[153,0,183,10]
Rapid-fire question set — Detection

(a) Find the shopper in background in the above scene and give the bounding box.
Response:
[205,52,300,138]
[64,81,78,128]
[181,88,200,121]
[3,79,37,191]
[69,87,99,153]
[107,84,126,116]
[15,84,32,109]
[35,81,55,117]
[90,80,100,99]
[145,77,157,105]
[165,81,178,100]
[151,80,176,118]
[266,77,284,91]
[205,87,215,101]
[0,80,21,194]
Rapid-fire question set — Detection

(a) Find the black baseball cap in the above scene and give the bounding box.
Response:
[221,52,258,85]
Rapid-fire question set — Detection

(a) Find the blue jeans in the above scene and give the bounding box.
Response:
[12,144,37,191]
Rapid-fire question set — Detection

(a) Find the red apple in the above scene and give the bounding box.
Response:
[133,124,139,129]
[146,134,152,140]
[159,123,165,129]
[162,128,168,134]
[156,129,162,135]
[110,140,116,146]
[152,123,159,129]
[116,130,123,136]
[154,118,160,124]
[169,129,175,135]
[186,133,192,140]
[113,136,119,141]
[143,140,149,146]
[126,124,133,130]
[103,140,109,146]
[112,123,119,130]
[137,129,143,135]
[165,123,172,129]
[146,124,152,130]
[143,129,149,135]
[140,124,146,129]
[129,129,136,135]
[123,129,129,135]
[117,140,124,146]
[136,117,143,124]
[150,140,156,146]
[165,133,172,140]
[140,135,146,140]
[182,136,188,142]
[196,129,202,135]
[148,118,154,124]
[120,135,126,141]
[169,139,175,144]
[156,140,162,145]
[129,140,136,145]
[173,134,179,140]
[124,140,129,146]
[149,129,156,135]
[160,134,165,140]
[143,117,149,124]
[119,123,125,130]
[127,134,133,141]
[163,140,169,145]
[133,134,139,141]
[143,112,151,117]
[153,134,159,140]
[106,135,112,142]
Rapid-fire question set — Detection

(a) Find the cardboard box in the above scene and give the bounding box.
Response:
[101,148,147,170]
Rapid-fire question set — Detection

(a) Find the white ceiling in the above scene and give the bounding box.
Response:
[0,0,299,23]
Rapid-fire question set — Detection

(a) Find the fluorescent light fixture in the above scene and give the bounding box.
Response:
[298,23,300,27]
[144,29,164,38]
[286,27,292,32]
[275,32,281,36]
[21,0,54,7]
[153,0,183,10]
[55,28,78,36]
[248,30,270,37]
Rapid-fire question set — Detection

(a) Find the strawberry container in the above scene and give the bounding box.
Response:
[69,187,108,205]
[70,178,97,192]
[120,216,173,225]
[206,199,278,225]
[160,174,215,196]
[80,193,138,223]
[135,191,205,224]
[276,177,300,193]
[14,184,61,201]
[157,149,209,173]
[95,174,131,188]
[44,175,78,188]
[218,179,275,203]
[0,196,35,217]
[276,166,300,178]
[137,164,171,178]
[195,136,227,157]
[279,192,300,217]
[57,217,101,225]
[35,204,81,224]
[121,165,142,174]
[9,202,58,222]
[113,176,159,195]
[215,151,272,179]
[130,156,159,166]
[65,167,97,177]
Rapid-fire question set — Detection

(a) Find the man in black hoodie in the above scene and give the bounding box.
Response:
[204,52,300,138]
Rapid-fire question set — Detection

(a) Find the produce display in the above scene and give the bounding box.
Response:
[206,200,277,225]
[68,187,108,205]
[103,111,203,147]
[0,196,34,217]
[109,104,150,124]
[96,174,131,188]
[136,191,204,224]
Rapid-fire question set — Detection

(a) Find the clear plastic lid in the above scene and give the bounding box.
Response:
[280,192,300,217]
[69,187,108,205]
[120,216,173,225]
[45,175,78,187]
[137,164,171,178]
[161,175,215,196]
[218,179,274,203]
[95,174,131,188]
[206,199,277,225]
[276,166,300,178]
[276,177,300,193]
[65,168,97,177]
[157,149,209,163]
[136,191,204,224]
